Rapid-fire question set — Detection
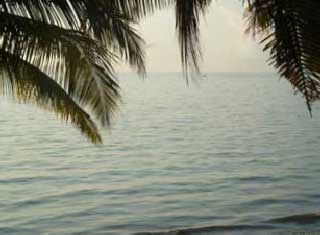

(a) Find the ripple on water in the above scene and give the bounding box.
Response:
[0,74,320,234]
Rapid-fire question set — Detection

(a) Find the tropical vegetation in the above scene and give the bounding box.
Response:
[0,0,319,143]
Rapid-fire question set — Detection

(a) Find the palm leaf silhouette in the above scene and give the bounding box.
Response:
[0,0,170,143]
[2,0,320,143]
[175,0,211,77]
[161,0,320,113]
[0,50,102,143]
[245,0,320,114]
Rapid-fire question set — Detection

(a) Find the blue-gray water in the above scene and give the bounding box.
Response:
[0,73,320,235]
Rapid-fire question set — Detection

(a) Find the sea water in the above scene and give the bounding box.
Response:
[0,73,319,234]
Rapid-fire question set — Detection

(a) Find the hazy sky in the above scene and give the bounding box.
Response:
[119,1,273,73]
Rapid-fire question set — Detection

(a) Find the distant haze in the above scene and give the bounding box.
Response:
[118,1,274,74]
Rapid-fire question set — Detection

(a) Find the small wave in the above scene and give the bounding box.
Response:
[135,225,275,235]
[241,198,307,207]
[236,176,280,183]
[0,176,56,184]
[6,189,102,211]
[267,213,320,225]
[136,213,320,235]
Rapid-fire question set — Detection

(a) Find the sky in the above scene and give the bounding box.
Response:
[119,1,273,74]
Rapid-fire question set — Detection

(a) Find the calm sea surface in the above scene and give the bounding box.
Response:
[0,73,320,235]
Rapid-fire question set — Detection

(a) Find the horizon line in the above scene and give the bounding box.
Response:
[117,71,276,75]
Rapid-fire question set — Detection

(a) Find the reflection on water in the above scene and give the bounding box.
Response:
[0,73,320,235]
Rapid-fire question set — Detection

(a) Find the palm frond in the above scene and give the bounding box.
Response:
[245,0,320,113]
[175,0,211,77]
[0,12,121,126]
[0,0,173,24]
[0,0,169,143]
[0,50,102,143]
[104,0,173,19]
[0,1,147,74]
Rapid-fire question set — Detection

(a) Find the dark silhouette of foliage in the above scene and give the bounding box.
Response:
[245,0,320,115]
[1,0,320,143]
[0,0,170,143]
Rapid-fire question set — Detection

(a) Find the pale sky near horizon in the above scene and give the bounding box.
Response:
[118,1,274,74]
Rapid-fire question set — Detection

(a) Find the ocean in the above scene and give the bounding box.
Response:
[0,73,320,234]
